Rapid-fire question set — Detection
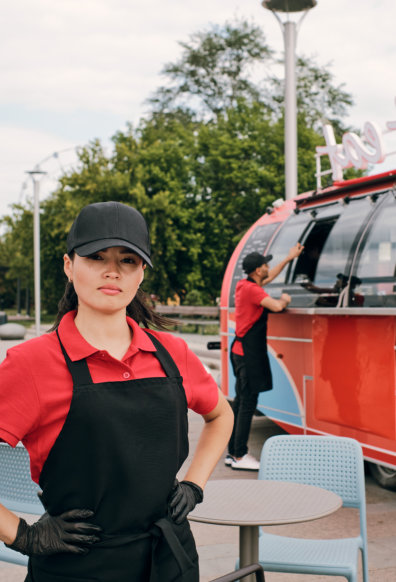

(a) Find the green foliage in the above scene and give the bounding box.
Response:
[0,204,35,310]
[149,19,273,118]
[184,289,204,306]
[270,55,354,134]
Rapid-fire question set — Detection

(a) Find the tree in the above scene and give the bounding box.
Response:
[0,204,35,311]
[149,20,354,133]
[131,114,202,300]
[191,100,327,296]
[149,19,273,119]
[269,55,354,134]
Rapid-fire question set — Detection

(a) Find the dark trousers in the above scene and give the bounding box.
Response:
[228,353,258,458]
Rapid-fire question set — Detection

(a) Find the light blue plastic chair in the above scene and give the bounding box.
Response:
[0,442,42,566]
[257,435,369,582]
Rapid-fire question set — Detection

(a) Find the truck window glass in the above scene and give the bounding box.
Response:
[265,203,338,301]
[313,197,374,288]
[288,197,377,307]
[228,222,280,307]
[264,212,311,290]
[353,193,396,306]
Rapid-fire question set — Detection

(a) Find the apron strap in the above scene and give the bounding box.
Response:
[56,327,182,385]
[149,517,195,581]
[56,329,93,386]
[93,531,151,548]
[144,331,182,379]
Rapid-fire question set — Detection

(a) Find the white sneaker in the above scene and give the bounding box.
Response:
[231,453,260,471]
[224,454,236,466]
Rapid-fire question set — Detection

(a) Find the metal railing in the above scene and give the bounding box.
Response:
[211,563,265,582]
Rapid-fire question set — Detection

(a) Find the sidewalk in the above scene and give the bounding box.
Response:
[1,332,396,581]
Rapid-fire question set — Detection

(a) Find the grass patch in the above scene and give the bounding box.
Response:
[4,310,56,328]
[169,323,220,335]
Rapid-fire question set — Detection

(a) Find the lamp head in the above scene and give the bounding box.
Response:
[262,0,317,12]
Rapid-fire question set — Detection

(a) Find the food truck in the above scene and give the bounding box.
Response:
[220,106,396,490]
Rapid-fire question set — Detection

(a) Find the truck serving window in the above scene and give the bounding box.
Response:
[293,197,374,307]
[292,217,337,283]
[268,196,380,307]
[352,192,396,307]
[265,203,338,301]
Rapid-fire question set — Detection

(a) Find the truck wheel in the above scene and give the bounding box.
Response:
[369,462,396,491]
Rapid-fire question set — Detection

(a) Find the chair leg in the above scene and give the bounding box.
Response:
[362,549,369,582]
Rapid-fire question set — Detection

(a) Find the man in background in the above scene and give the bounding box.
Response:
[226,244,303,470]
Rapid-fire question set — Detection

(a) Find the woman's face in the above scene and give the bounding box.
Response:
[63,246,146,316]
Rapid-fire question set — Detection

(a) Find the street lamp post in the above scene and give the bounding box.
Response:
[26,168,46,337]
[24,147,77,337]
[261,0,317,200]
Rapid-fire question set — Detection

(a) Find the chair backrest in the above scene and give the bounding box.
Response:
[259,435,368,555]
[0,443,42,514]
[259,435,366,512]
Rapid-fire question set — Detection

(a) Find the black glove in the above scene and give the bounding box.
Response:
[169,480,203,525]
[6,509,102,557]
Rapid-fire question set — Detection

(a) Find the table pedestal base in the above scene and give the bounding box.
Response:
[240,525,260,582]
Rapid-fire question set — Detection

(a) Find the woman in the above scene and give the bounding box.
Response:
[0,201,233,582]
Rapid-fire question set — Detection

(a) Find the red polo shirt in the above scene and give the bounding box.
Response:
[0,311,218,483]
[232,278,269,356]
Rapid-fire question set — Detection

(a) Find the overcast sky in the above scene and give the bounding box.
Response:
[1,0,396,219]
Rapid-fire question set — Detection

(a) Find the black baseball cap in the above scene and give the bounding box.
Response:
[242,252,273,274]
[67,201,152,267]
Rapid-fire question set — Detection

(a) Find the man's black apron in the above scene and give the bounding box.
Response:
[27,331,198,582]
[232,279,273,394]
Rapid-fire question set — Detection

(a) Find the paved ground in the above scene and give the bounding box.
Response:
[1,329,396,581]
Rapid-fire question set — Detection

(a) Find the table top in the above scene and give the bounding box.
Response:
[189,479,342,527]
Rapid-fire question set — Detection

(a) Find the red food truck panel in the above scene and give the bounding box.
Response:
[311,315,396,440]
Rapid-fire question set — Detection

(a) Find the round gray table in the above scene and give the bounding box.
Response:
[189,479,342,582]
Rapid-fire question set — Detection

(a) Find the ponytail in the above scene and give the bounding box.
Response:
[49,281,78,330]
[126,288,174,330]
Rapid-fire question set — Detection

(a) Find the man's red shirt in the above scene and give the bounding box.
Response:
[231,278,268,356]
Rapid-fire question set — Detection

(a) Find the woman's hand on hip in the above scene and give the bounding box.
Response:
[168,480,203,525]
[6,509,102,556]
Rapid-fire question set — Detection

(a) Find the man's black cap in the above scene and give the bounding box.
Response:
[242,252,273,274]
[67,201,152,267]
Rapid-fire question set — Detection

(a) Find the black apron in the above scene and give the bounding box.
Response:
[27,331,198,582]
[232,278,273,394]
